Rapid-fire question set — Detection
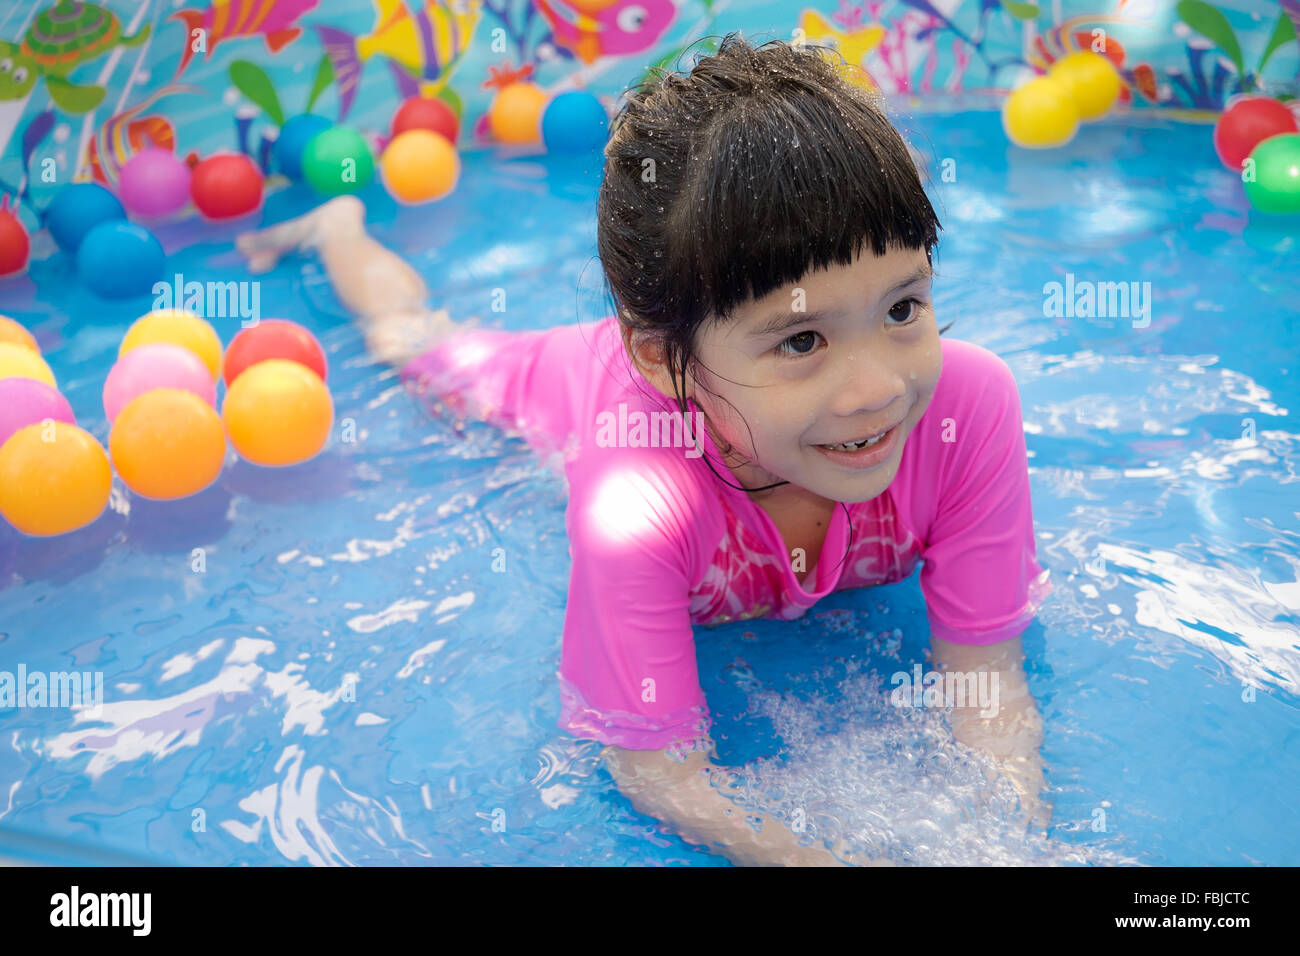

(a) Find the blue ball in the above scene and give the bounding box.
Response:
[276,114,333,182]
[45,183,125,255]
[76,221,165,300]
[541,91,609,153]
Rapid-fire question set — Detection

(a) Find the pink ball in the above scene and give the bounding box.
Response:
[0,377,76,447]
[103,342,216,423]
[119,148,192,219]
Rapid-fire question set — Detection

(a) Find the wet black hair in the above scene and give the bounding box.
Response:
[597,30,944,516]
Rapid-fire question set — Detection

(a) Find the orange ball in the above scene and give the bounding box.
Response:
[222,359,333,466]
[0,315,39,353]
[109,388,227,500]
[120,309,223,382]
[0,422,111,536]
[381,129,459,203]
[489,83,548,144]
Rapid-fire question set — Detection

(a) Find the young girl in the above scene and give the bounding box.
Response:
[237,34,1052,867]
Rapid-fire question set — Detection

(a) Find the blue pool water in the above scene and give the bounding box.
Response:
[0,108,1297,866]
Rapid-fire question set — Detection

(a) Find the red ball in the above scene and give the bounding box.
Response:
[1214,97,1299,171]
[0,206,29,277]
[190,152,264,220]
[391,95,459,144]
[222,319,327,387]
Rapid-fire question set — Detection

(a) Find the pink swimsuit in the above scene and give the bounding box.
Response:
[401,316,1052,754]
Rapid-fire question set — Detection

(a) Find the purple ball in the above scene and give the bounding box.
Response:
[0,377,76,448]
[118,147,192,219]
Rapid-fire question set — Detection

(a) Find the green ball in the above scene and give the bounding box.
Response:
[302,126,375,196]
[1244,132,1300,215]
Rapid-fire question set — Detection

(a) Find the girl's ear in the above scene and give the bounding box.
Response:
[621,325,691,402]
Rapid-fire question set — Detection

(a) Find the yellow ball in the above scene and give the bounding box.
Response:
[1049,51,1121,121]
[1003,76,1080,148]
[120,309,223,382]
[0,315,39,354]
[0,341,56,387]
[109,388,227,500]
[0,422,111,536]
[222,359,333,466]
[381,129,460,204]
[489,83,548,144]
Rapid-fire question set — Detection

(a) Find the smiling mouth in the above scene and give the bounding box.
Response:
[815,425,899,452]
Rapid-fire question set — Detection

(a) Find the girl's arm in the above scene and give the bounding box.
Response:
[603,744,890,866]
[927,634,1051,832]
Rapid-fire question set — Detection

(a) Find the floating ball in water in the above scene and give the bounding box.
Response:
[109,388,227,500]
[0,341,56,388]
[120,309,222,382]
[0,377,75,448]
[191,152,264,220]
[0,422,111,536]
[0,315,38,353]
[275,113,332,182]
[1003,76,1079,149]
[1214,96,1299,172]
[542,91,609,153]
[44,182,125,255]
[222,359,333,466]
[76,220,166,299]
[391,95,459,143]
[0,197,29,277]
[302,126,375,196]
[1048,51,1121,122]
[380,130,459,204]
[222,319,327,387]
[489,83,548,145]
[119,147,192,219]
[103,342,216,423]
[1243,133,1300,215]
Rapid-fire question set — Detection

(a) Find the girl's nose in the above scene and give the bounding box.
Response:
[826,349,907,418]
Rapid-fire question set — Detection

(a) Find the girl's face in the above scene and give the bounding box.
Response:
[681,244,942,505]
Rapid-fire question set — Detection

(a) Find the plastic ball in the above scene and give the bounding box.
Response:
[44,182,125,255]
[302,126,375,196]
[0,377,75,448]
[0,315,39,353]
[1003,76,1080,148]
[191,152,264,220]
[222,319,327,387]
[0,422,111,536]
[380,130,459,204]
[108,388,226,500]
[541,91,609,152]
[391,95,459,143]
[0,341,56,388]
[103,342,216,423]
[1048,51,1121,122]
[1243,133,1300,215]
[1214,97,1299,172]
[489,83,548,144]
[0,203,29,276]
[118,147,192,220]
[276,113,333,182]
[76,220,166,299]
[222,359,333,466]
[120,309,222,382]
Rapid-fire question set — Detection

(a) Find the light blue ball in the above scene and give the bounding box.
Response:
[45,183,125,255]
[541,91,609,153]
[276,114,333,182]
[76,221,165,300]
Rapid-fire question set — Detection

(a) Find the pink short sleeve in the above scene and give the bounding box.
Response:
[557,446,719,753]
[908,339,1052,645]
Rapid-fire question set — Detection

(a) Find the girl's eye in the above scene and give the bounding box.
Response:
[888,297,923,325]
[775,329,820,357]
